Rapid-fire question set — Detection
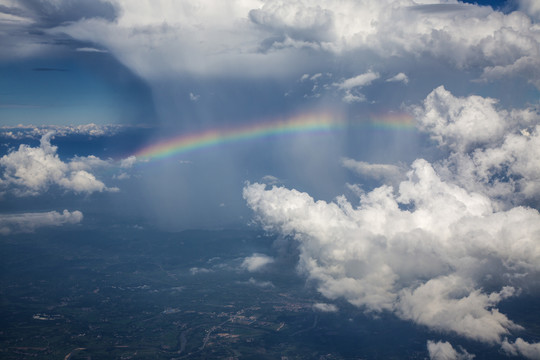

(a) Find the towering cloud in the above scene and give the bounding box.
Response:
[244,87,540,353]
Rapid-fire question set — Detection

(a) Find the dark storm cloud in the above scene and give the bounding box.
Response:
[0,0,118,60]
[249,3,335,45]
[17,0,118,28]
[0,4,26,17]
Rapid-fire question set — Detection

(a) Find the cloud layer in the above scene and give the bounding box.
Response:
[32,0,536,87]
[0,209,83,235]
[0,124,128,140]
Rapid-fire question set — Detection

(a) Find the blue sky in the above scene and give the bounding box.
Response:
[0,52,155,125]
[1,0,540,358]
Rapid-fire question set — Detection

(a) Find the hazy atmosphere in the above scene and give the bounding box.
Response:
[1,0,540,358]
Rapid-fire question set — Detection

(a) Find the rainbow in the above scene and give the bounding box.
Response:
[133,112,415,160]
[366,112,416,130]
[134,113,344,160]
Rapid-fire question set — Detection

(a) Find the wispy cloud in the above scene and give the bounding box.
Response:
[386,73,409,84]
[0,124,129,140]
[0,210,83,235]
[333,71,379,103]
[76,47,107,53]
[341,158,404,184]
[313,303,338,312]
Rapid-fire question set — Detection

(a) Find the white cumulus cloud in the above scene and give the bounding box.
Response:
[243,87,540,348]
[413,86,540,206]
[120,156,137,169]
[241,253,275,272]
[0,132,118,196]
[519,0,540,22]
[427,340,475,360]
[413,86,508,152]
[502,338,540,359]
